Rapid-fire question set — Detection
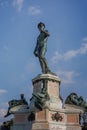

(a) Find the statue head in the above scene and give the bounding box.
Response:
[70,93,78,99]
[37,22,45,31]
[65,93,78,105]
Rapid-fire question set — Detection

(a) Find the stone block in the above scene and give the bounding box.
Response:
[67,114,79,124]
[35,109,49,121]
[14,114,26,124]
[48,80,59,97]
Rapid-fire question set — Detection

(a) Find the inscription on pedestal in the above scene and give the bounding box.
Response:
[50,125,66,130]
[50,127,64,130]
[32,123,49,129]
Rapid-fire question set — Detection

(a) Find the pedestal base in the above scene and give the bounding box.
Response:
[32,122,81,130]
[31,108,82,130]
[11,74,82,130]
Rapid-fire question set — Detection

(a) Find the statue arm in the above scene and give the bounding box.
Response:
[42,30,50,37]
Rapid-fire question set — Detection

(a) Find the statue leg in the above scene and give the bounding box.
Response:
[39,57,51,73]
[39,46,51,73]
[42,57,51,73]
[39,58,45,73]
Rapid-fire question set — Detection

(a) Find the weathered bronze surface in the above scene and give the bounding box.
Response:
[34,22,51,74]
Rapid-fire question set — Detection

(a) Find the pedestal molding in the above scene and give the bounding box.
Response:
[32,74,61,84]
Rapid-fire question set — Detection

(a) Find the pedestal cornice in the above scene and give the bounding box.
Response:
[32,73,61,84]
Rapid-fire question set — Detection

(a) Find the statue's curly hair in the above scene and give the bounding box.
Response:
[38,22,45,28]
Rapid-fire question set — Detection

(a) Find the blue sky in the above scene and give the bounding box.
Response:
[0,0,87,124]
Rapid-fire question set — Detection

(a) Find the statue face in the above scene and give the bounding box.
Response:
[38,25,45,32]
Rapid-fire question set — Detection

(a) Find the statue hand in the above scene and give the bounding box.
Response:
[42,30,50,36]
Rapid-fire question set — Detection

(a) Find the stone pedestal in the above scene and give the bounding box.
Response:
[32,108,82,130]
[30,74,82,130]
[11,74,82,130]
[32,74,62,110]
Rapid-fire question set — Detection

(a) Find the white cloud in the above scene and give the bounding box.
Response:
[12,0,24,12]
[78,43,87,54]
[0,103,9,124]
[0,89,7,95]
[57,70,79,85]
[83,37,87,42]
[28,6,42,15]
[0,109,6,118]
[52,43,87,63]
